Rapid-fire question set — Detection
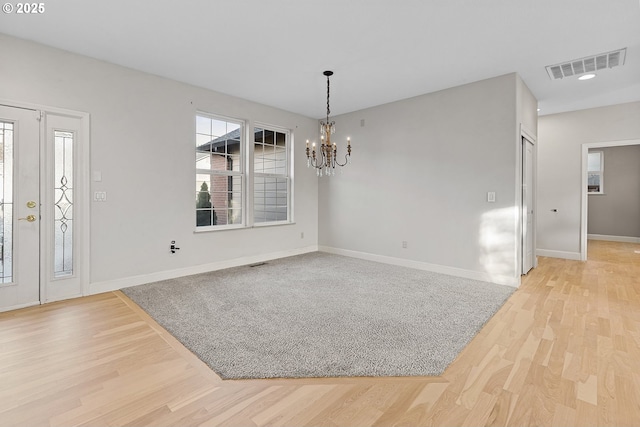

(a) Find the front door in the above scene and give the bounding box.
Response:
[0,105,41,311]
[0,104,86,312]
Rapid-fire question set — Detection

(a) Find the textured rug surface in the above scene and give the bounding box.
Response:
[122,252,514,379]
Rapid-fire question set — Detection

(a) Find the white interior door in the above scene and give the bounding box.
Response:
[522,137,534,274]
[0,105,41,311]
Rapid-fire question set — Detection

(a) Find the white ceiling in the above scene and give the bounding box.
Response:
[1,0,639,118]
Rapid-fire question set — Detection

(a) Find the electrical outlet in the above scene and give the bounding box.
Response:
[301,232,304,239]
[402,241,408,249]
[93,191,107,202]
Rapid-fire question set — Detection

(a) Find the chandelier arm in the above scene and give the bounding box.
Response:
[334,155,349,167]
[308,152,328,169]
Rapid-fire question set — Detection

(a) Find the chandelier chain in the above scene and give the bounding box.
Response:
[326,74,331,122]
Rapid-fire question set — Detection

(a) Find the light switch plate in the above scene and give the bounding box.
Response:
[487,191,496,203]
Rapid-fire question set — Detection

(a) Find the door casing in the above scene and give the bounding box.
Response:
[519,125,537,276]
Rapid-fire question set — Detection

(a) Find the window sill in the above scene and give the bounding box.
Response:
[252,221,294,228]
[194,221,295,233]
[194,224,246,233]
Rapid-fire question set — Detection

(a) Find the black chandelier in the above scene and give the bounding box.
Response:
[306,71,351,176]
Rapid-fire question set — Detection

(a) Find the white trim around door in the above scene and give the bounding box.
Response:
[0,99,90,308]
[580,139,640,261]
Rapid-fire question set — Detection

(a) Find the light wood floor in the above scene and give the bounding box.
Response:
[1,240,639,426]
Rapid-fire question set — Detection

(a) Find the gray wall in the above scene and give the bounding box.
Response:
[318,73,537,286]
[588,145,640,238]
[0,33,319,290]
[537,102,640,258]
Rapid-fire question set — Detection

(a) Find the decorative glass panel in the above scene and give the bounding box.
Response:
[54,130,73,277]
[0,121,14,284]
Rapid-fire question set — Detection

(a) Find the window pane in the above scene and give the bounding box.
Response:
[196,175,214,226]
[254,128,264,143]
[196,115,212,136]
[588,173,601,193]
[195,152,210,170]
[264,129,274,145]
[196,115,242,172]
[254,142,264,173]
[274,144,286,174]
[196,133,212,149]
[212,120,228,138]
[587,152,601,172]
[229,154,241,172]
[210,153,228,171]
[254,176,288,223]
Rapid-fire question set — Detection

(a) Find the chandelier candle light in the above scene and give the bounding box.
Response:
[306,70,351,176]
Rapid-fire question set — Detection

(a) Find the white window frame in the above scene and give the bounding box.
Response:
[251,123,292,226]
[195,112,246,231]
[587,150,604,194]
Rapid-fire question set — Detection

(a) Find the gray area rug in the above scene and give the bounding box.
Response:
[122,252,514,379]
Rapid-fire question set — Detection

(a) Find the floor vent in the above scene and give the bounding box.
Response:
[249,262,267,267]
[545,48,626,80]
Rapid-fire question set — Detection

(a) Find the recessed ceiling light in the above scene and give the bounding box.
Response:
[578,73,597,80]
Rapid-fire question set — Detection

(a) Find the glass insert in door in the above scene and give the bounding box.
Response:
[0,121,14,284]
[54,130,73,277]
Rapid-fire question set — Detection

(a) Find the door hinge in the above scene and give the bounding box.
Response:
[35,110,43,121]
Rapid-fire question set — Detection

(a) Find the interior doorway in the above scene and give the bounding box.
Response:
[580,139,640,261]
[521,135,535,274]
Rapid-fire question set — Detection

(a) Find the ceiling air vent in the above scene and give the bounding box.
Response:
[545,48,626,80]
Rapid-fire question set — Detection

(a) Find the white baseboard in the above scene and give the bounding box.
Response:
[0,300,40,313]
[89,245,319,295]
[318,246,520,287]
[536,249,582,260]
[588,234,640,243]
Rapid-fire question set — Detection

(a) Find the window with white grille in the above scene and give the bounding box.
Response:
[195,114,244,228]
[253,126,290,224]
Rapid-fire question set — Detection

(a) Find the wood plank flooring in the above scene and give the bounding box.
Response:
[1,239,639,426]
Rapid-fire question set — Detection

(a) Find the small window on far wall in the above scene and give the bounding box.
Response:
[587,151,604,194]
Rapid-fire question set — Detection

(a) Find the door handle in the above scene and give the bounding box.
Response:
[18,215,37,222]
